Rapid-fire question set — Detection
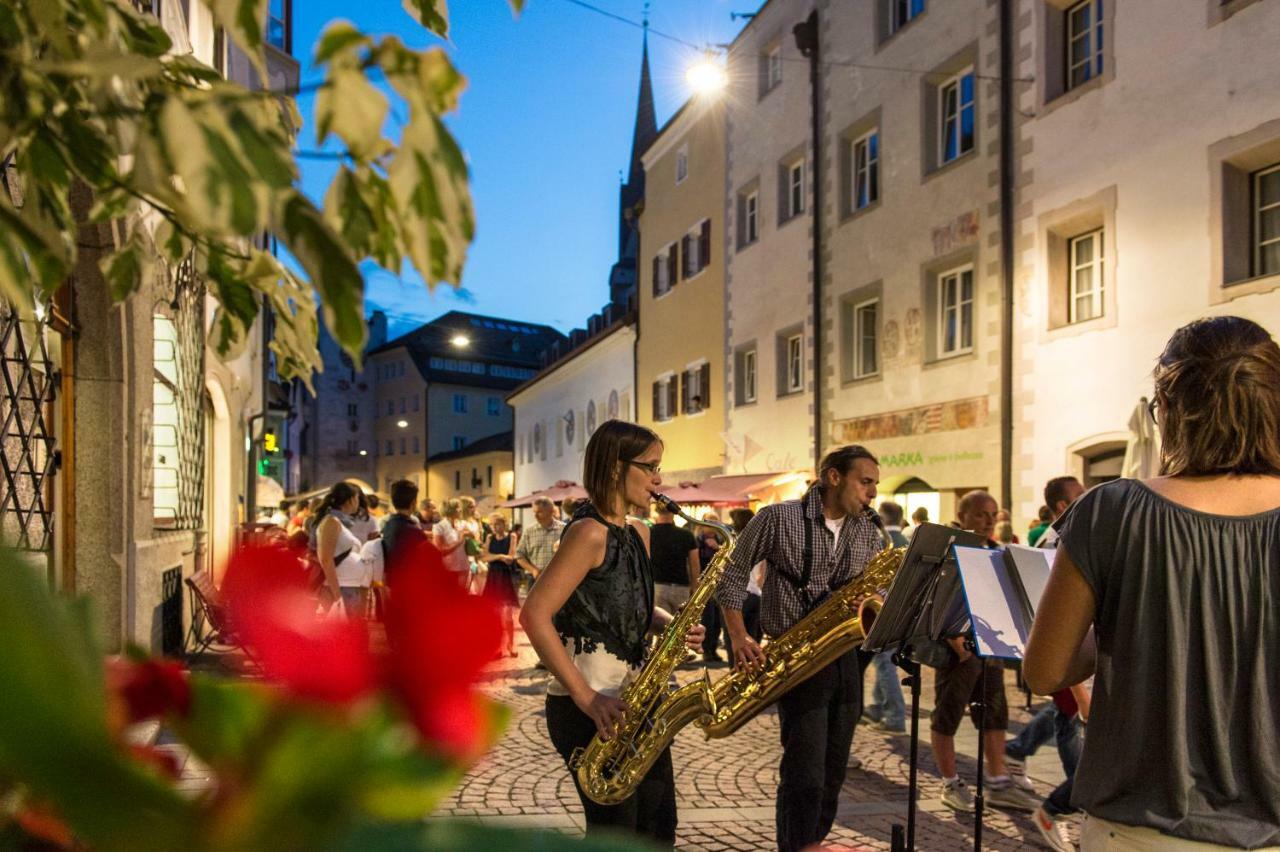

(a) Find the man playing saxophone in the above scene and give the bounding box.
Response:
[716,445,883,852]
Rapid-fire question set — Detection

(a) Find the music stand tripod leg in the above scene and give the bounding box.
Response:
[972,656,986,852]
[889,651,922,852]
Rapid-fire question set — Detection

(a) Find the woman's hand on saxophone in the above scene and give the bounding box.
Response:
[573,689,630,741]
[684,623,706,650]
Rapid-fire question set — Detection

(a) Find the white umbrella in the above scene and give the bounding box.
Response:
[256,475,286,509]
[1122,397,1161,479]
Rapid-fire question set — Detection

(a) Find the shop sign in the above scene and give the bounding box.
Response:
[880,450,985,469]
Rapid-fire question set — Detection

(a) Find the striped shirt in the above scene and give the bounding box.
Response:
[716,484,881,637]
[514,518,565,572]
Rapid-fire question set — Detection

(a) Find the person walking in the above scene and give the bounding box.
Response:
[381,479,426,574]
[514,496,564,584]
[716,446,884,852]
[481,513,521,657]
[308,481,369,616]
[520,420,704,846]
[433,499,471,587]
[649,500,700,618]
[1026,317,1280,851]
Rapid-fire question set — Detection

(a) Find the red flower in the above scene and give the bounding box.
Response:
[221,544,378,705]
[384,539,503,758]
[106,658,191,723]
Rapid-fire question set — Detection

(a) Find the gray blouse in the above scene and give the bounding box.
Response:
[1057,478,1280,848]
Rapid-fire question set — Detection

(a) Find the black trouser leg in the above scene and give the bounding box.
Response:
[775,651,862,852]
[545,694,677,846]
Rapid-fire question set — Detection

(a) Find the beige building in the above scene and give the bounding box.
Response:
[637,95,728,483]
[816,0,1008,524]
[1010,0,1280,521]
[425,431,515,515]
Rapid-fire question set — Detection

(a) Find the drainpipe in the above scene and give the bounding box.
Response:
[245,296,270,526]
[793,10,822,472]
[999,0,1015,510]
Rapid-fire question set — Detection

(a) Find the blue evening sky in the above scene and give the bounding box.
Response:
[294,1,751,340]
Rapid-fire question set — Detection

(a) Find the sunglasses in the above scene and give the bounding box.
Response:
[628,460,662,476]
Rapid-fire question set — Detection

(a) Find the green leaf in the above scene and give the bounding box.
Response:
[99,223,156,300]
[314,25,390,161]
[208,0,269,78]
[177,676,278,770]
[508,0,525,13]
[276,191,366,357]
[335,820,660,851]
[401,0,449,38]
[323,166,398,269]
[313,21,371,64]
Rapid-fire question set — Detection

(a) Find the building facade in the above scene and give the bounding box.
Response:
[637,95,728,484]
[1010,0,1280,520]
[815,0,1007,525]
[425,431,515,515]
[509,319,636,496]
[722,0,821,477]
[368,311,563,497]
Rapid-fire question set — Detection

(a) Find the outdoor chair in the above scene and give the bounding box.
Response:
[184,569,259,670]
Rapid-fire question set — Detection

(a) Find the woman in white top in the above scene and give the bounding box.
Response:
[309,481,368,615]
[433,499,471,585]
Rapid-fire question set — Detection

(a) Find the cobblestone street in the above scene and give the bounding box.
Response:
[434,634,1077,851]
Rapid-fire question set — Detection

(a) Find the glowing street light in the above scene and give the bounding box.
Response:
[686,52,727,96]
[396,420,409,428]
[358,449,368,456]
[450,334,470,347]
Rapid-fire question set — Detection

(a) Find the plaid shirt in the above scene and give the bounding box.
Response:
[515,518,565,572]
[716,484,881,637]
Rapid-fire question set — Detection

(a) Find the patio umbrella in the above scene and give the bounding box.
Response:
[1122,396,1161,479]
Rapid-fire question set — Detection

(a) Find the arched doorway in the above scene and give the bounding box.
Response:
[204,379,233,584]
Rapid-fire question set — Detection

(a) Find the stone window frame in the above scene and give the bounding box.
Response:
[736,177,761,250]
[1037,185,1119,340]
[875,0,928,48]
[838,280,884,386]
[1035,0,1115,113]
[920,245,980,365]
[778,144,808,226]
[1207,118,1280,304]
[758,36,784,100]
[920,44,978,179]
[838,107,883,222]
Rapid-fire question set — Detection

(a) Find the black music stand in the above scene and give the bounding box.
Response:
[861,524,986,852]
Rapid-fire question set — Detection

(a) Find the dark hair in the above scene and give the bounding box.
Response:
[367,493,380,511]
[582,420,662,512]
[1037,505,1053,523]
[728,507,755,533]
[878,500,904,526]
[390,479,419,511]
[308,481,361,533]
[818,445,878,480]
[1043,476,1081,513]
[1154,316,1280,477]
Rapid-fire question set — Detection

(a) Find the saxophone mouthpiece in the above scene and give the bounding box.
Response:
[651,491,682,516]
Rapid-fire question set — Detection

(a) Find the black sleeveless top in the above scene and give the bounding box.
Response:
[552,503,654,668]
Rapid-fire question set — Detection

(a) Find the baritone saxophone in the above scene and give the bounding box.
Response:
[697,510,905,739]
[569,492,735,805]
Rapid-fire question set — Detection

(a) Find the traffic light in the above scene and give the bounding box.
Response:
[263,431,278,454]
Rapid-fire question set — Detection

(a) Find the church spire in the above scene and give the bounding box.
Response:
[627,18,658,188]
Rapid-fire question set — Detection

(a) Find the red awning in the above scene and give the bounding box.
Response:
[499,481,588,509]
[659,472,807,507]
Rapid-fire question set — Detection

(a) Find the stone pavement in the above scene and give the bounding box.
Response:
[434,633,1080,851]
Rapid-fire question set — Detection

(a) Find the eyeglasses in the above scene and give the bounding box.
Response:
[1147,397,1159,424]
[628,460,662,476]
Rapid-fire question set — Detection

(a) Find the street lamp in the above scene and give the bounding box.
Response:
[396,419,408,428]
[686,51,727,96]
[450,334,470,347]
[358,449,368,456]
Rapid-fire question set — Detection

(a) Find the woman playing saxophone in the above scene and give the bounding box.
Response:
[519,420,704,846]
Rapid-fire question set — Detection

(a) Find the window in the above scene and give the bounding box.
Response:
[453,436,467,450]
[938,69,975,165]
[267,0,288,51]
[412,436,420,454]
[399,438,406,455]
[676,144,689,184]
[856,301,879,378]
[938,266,975,356]
[487,396,501,416]
[1068,229,1105,323]
[1254,164,1280,277]
[385,440,394,455]
[783,159,806,221]
[852,130,880,211]
[487,465,493,487]
[1066,0,1104,90]
[452,393,468,413]
[652,376,677,422]
[740,349,757,404]
[399,397,406,413]
[889,0,925,34]
[653,242,678,297]
[411,394,419,412]
[455,470,461,490]
[777,332,804,396]
[347,403,358,417]
[681,219,712,278]
[761,43,783,95]
[745,192,759,243]
[385,400,393,416]
[682,363,710,414]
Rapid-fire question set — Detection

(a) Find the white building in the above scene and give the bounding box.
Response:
[508,319,636,496]
[1010,0,1280,519]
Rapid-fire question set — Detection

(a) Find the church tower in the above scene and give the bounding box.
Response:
[610,26,658,307]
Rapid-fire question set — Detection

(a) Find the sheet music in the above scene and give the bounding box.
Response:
[1004,544,1053,620]
[953,546,1032,660]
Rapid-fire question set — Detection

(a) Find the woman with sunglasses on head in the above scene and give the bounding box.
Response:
[520,419,704,846]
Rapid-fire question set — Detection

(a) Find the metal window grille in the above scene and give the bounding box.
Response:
[0,302,57,551]
[152,256,205,530]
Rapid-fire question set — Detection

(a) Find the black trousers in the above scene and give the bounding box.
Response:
[545,694,677,847]
[775,650,863,852]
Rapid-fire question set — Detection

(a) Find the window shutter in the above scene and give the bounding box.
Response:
[652,381,661,419]
[700,362,711,409]
[667,248,678,289]
[680,370,689,414]
[699,219,711,270]
[652,254,661,296]
[667,378,679,419]
[680,234,691,280]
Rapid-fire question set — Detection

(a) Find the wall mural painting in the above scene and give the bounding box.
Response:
[831,396,990,443]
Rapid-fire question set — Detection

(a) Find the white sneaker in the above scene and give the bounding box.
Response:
[1032,805,1074,851]
[1006,756,1036,792]
[986,779,1040,812]
[940,778,975,813]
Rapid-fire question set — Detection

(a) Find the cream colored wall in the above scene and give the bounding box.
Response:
[371,348,426,493]
[426,450,513,510]
[1011,1,1280,523]
[638,98,727,481]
